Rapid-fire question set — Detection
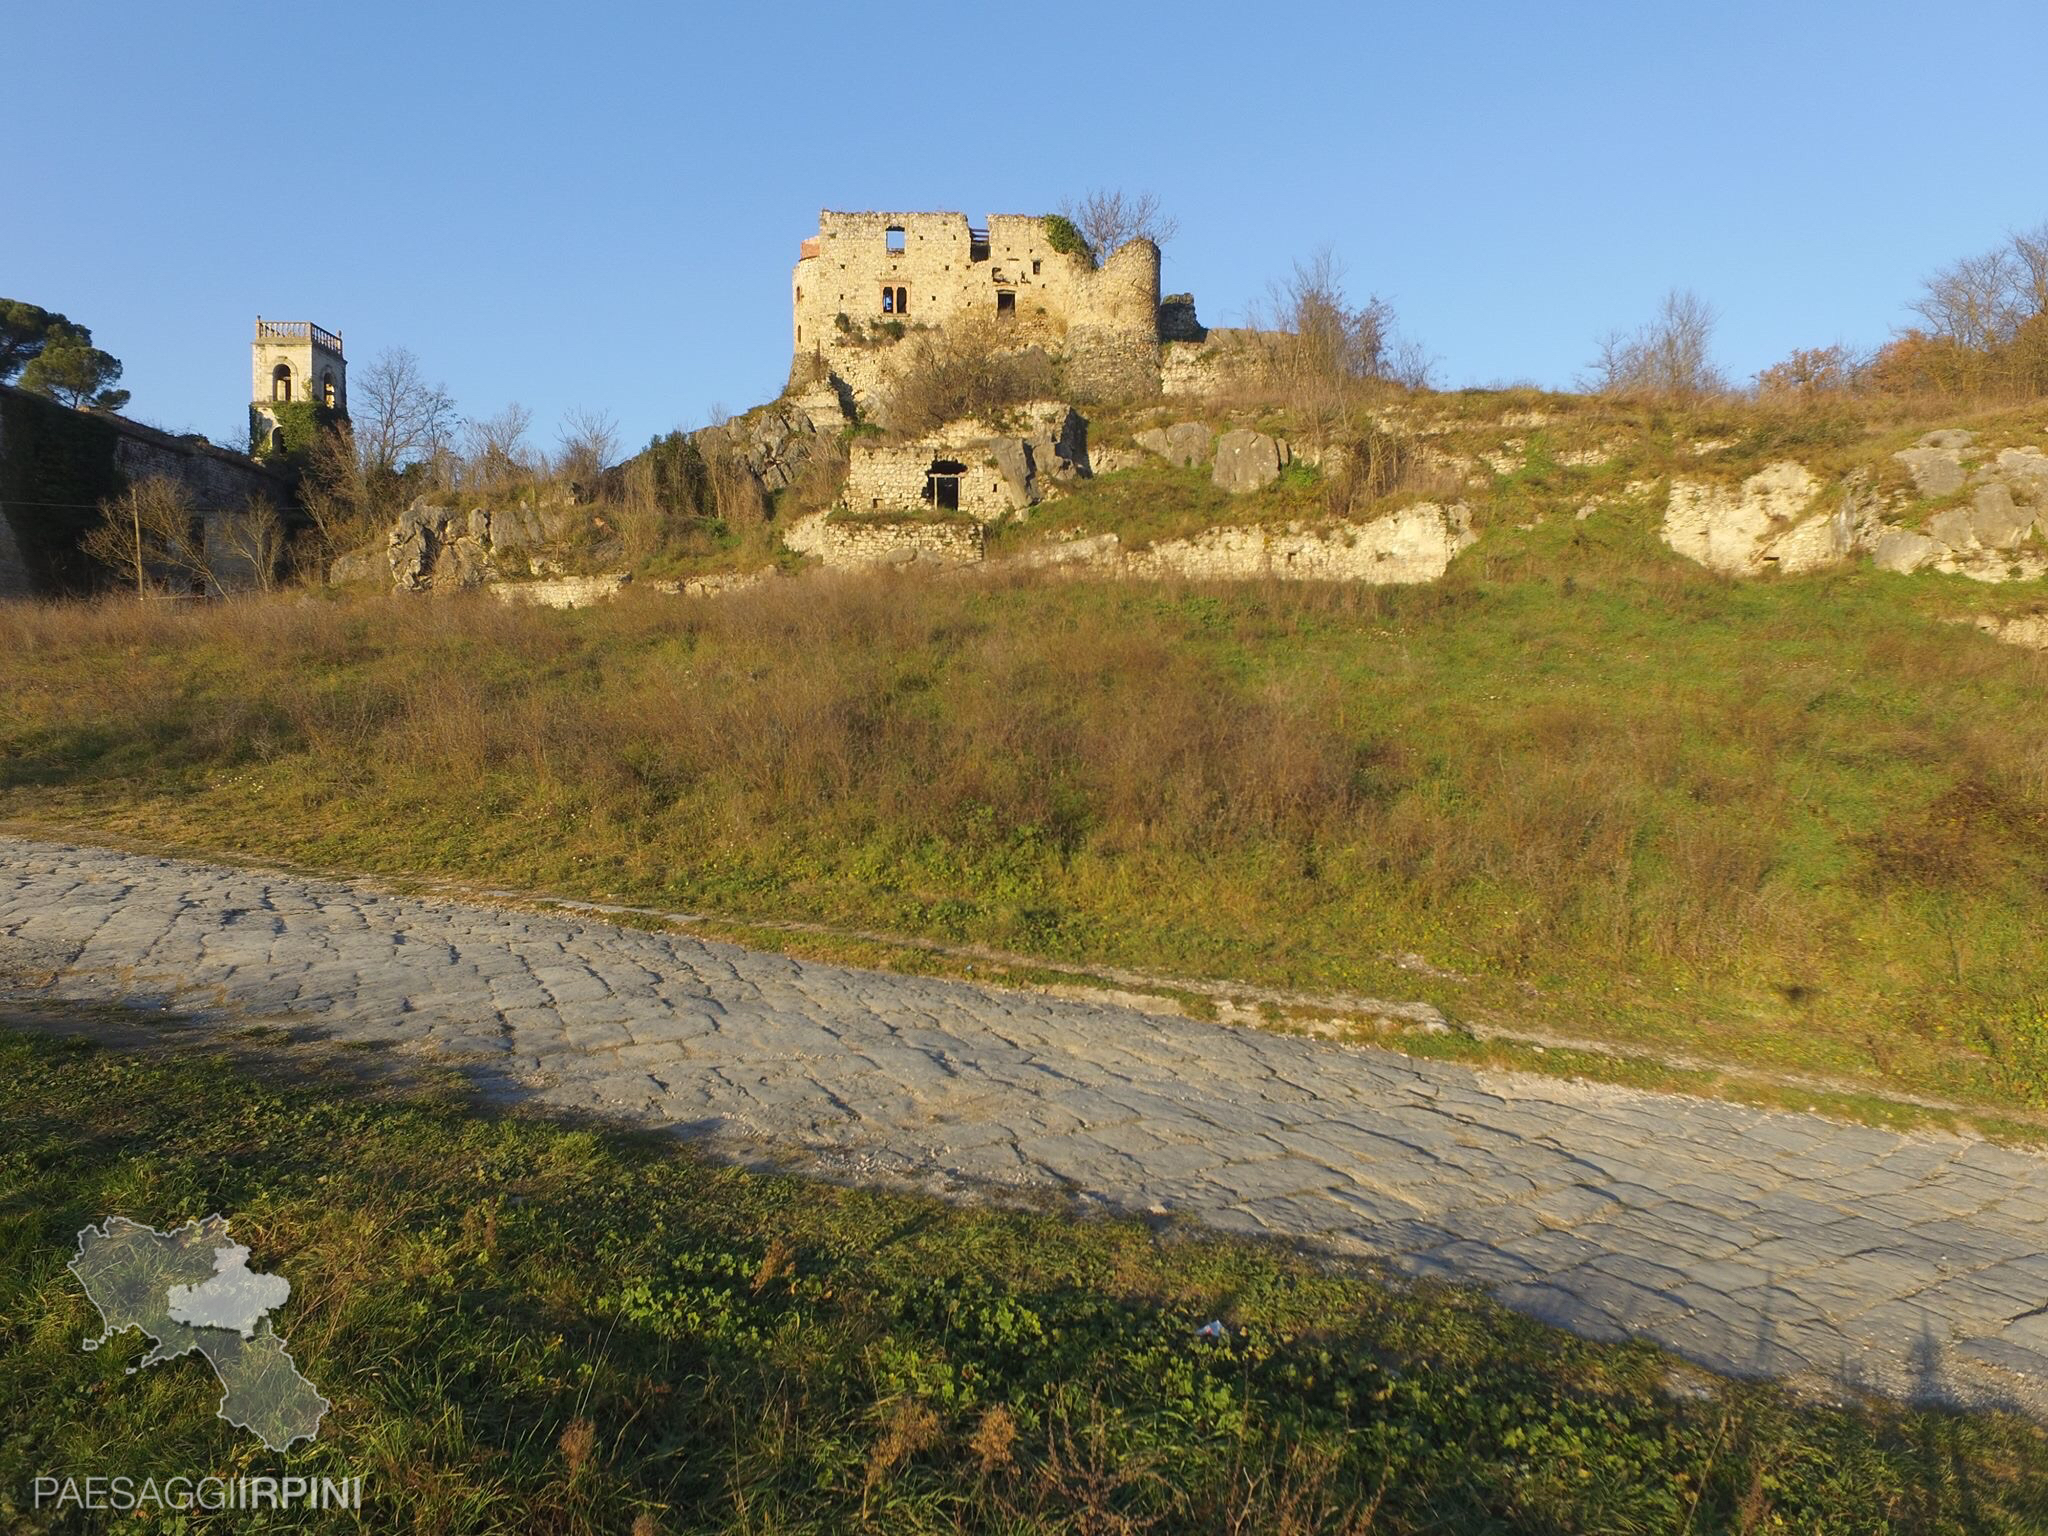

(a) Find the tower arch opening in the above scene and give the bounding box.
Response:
[271,363,292,402]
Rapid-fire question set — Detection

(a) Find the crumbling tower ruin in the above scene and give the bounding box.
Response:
[790,211,1165,413]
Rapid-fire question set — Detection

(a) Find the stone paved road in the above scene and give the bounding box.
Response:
[5,835,2048,1413]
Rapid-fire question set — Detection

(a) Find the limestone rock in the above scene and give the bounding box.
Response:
[327,545,382,585]
[537,503,585,543]
[437,537,492,591]
[489,503,545,551]
[1662,461,1828,574]
[989,438,1036,509]
[1137,421,1212,468]
[1894,446,1966,498]
[693,401,823,494]
[1975,613,2048,650]
[387,504,439,592]
[1872,529,1940,573]
[1919,429,1976,450]
[1212,429,1284,493]
[1127,504,1475,585]
[1928,484,2036,552]
[1027,407,1090,482]
[1995,447,2048,499]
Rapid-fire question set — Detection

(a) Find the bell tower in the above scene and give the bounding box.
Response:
[250,318,346,454]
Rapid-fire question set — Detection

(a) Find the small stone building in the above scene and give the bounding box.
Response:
[840,404,1091,522]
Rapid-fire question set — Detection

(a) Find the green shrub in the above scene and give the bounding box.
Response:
[1041,214,1091,263]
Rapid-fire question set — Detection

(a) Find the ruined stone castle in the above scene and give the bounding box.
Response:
[791,210,1182,411]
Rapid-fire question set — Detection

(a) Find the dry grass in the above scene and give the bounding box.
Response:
[3,552,2046,1108]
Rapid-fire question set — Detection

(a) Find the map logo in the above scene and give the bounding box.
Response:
[69,1215,329,1451]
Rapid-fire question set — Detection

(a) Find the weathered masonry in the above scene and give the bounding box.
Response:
[790,210,1168,410]
[250,318,347,454]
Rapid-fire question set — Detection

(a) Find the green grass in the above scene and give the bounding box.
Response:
[3,1024,2045,1533]
[3,522,2045,1121]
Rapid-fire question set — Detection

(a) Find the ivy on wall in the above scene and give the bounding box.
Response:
[1041,214,1092,263]
[252,400,340,464]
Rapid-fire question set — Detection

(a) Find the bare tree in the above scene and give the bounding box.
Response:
[556,407,621,496]
[2013,222,2048,320]
[1912,247,2026,352]
[1058,189,1178,266]
[81,477,214,596]
[212,497,289,593]
[1252,248,1416,434]
[1587,289,1728,400]
[352,347,456,483]
[460,403,540,495]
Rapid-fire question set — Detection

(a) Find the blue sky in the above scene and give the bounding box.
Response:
[11,1,2045,451]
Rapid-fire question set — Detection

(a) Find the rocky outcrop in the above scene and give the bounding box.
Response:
[1135,421,1213,468]
[1976,613,2048,651]
[1212,429,1289,493]
[1664,436,2048,583]
[1872,530,1941,574]
[1661,462,1845,574]
[1894,436,1969,497]
[696,398,836,492]
[1130,503,1474,584]
[1927,484,2036,553]
[329,496,598,594]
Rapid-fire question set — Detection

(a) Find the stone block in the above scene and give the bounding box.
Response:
[1871,529,1939,573]
[1212,429,1283,493]
[1894,447,1966,498]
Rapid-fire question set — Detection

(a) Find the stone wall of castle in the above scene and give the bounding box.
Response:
[0,382,284,595]
[1161,330,1274,398]
[791,209,1162,411]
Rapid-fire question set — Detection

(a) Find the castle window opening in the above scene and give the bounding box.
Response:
[896,286,908,314]
[270,363,292,402]
[1031,259,1041,275]
[996,290,1016,317]
[923,458,966,512]
[270,426,285,452]
[881,287,894,314]
[885,225,905,254]
[320,370,336,408]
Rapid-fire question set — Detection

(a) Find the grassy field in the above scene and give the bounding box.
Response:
[3,1022,2046,1533]
[2,498,2045,1123]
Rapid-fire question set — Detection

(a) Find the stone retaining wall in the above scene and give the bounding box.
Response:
[782,511,985,569]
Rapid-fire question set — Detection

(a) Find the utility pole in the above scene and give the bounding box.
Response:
[129,491,145,597]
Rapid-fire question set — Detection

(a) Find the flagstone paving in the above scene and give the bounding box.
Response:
[6,834,2047,1412]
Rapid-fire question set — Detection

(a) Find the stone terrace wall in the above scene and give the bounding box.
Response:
[782,510,985,570]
